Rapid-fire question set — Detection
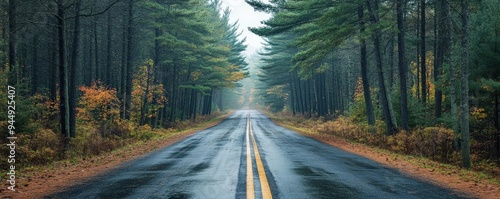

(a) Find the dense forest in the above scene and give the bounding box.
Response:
[247,0,499,169]
[0,0,248,166]
[0,0,499,175]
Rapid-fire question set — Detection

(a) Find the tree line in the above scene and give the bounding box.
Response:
[1,0,248,139]
[247,0,500,168]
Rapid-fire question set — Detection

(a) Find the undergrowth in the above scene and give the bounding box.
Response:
[267,111,500,184]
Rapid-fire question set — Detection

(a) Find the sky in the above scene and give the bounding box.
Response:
[220,0,272,58]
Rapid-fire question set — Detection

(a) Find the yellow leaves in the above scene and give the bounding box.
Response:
[471,107,488,120]
[130,60,168,123]
[77,81,120,124]
[353,77,364,101]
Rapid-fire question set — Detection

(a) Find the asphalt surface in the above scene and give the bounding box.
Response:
[48,110,472,199]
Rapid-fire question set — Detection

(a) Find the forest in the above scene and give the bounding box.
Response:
[0,0,499,180]
[0,0,248,168]
[247,0,499,171]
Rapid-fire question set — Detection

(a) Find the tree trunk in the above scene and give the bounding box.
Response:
[397,0,409,131]
[420,0,427,105]
[57,0,70,138]
[8,0,16,85]
[124,0,134,120]
[69,0,81,138]
[93,19,99,81]
[119,16,127,119]
[436,0,451,122]
[106,8,112,86]
[460,0,471,169]
[0,1,6,70]
[388,35,395,87]
[367,0,396,134]
[140,62,151,125]
[83,24,91,86]
[47,1,57,101]
[150,27,161,127]
[31,34,39,95]
[358,5,375,129]
[495,92,499,158]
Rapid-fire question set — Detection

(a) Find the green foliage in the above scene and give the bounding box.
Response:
[0,70,38,135]
[470,0,500,81]
[390,87,434,128]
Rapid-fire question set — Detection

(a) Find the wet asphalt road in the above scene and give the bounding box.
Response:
[48,110,471,199]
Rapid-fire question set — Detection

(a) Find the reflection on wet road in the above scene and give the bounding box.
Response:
[48,110,471,199]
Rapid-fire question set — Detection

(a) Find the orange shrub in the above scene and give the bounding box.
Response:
[77,81,120,124]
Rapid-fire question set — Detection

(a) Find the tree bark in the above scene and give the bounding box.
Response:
[57,0,70,138]
[460,0,471,169]
[495,92,499,158]
[8,0,16,84]
[49,13,57,101]
[124,0,134,120]
[106,8,112,86]
[31,34,39,95]
[367,0,396,134]
[93,19,99,81]
[358,5,375,129]
[420,0,427,105]
[69,0,81,138]
[397,0,409,131]
[119,14,127,119]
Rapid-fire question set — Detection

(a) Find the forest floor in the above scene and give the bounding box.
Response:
[0,113,231,199]
[272,118,500,199]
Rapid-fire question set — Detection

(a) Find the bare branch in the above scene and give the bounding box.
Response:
[65,0,122,20]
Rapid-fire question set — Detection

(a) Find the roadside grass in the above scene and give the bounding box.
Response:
[266,112,500,186]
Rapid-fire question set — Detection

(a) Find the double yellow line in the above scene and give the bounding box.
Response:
[246,113,273,199]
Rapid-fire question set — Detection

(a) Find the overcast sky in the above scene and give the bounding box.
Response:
[220,0,271,58]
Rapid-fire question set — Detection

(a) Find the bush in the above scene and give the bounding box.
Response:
[14,129,63,167]
[77,82,120,125]
[386,127,455,162]
[68,124,128,158]
[291,115,459,164]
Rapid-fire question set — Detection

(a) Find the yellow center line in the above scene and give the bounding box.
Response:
[246,114,255,199]
[249,114,273,199]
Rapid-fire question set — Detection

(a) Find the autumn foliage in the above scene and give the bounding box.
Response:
[274,112,459,163]
[77,81,120,124]
[131,60,167,123]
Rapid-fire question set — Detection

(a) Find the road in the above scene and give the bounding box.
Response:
[48,110,471,199]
